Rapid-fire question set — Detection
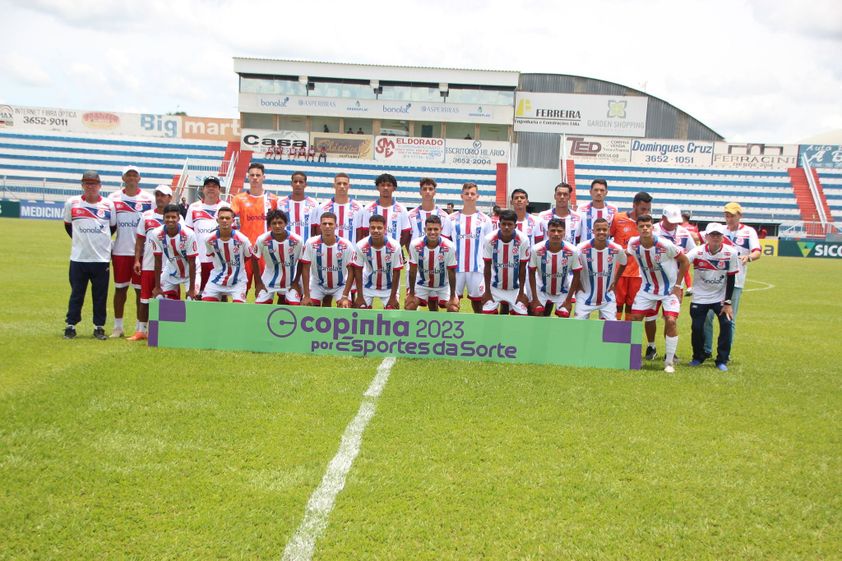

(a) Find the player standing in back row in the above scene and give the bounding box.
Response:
[310,172,362,243]
[449,182,493,313]
[408,177,453,240]
[578,179,618,241]
[278,171,319,240]
[231,162,278,296]
[184,176,225,295]
[356,173,412,250]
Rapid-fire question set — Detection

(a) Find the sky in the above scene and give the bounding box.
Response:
[1,0,840,144]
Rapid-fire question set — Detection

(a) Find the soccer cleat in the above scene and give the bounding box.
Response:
[704,351,713,360]
[688,359,703,367]
[110,328,124,338]
[664,363,675,374]
[63,326,77,339]
[127,331,148,341]
[716,363,729,372]
[685,287,693,296]
[93,327,107,340]
[645,346,658,360]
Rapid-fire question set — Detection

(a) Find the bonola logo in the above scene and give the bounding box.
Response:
[267,307,297,338]
[797,241,815,257]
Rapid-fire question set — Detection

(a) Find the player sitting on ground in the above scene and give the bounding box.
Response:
[529,218,581,318]
[405,215,459,312]
[300,212,357,308]
[202,207,253,303]
[252,209,304,305]
[151,203,198,301]
[574,218,627,321]
[627,214,690,373]
[481,209,530,316]
[353,215,403,310]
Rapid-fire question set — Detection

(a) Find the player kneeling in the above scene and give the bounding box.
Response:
[529,218,580,317]
[252,209,304,305]
[300,212,356,308]
[574,218,627,320]
[406,215,459,312]
[202,207,252,303]
[481,210,530,315]
[152,204,198,301]
[353,215,403,309]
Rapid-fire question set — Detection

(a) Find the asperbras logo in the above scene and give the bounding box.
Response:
[375,137,396,158]
[267,308,297,338]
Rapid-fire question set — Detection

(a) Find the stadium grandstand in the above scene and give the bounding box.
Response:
[1,58,839,236]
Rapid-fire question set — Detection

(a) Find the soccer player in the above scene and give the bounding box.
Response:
[108,165,154,338]
[408,177,453,241]
[300,212,357,308]
[681,210,702,246]
[703,202,761,356]
[356,173,411,249]
[574,218,627,321]
[685,223,739,371]
[185,176,226,295]
[406,215,459,312]
[627,215,690,373]
[202,207,253,303]
[151,203,198,301]
[578,179,618,241]
[510,188,544,246]
[529,218,581,317]
[449,182,494,313]
[130,185,175,341]
[538,182,584,245]
[252,209,304,305]
[353,215,403,309]
[310,172,362,243]
[610,192,652,322]
[63,170,117,340]
[231,162,278,294]
[481,210,530,316]
[278,171,319,239]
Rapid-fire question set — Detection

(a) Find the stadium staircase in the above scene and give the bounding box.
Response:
[787,167,835,236]
[223,141,251,197]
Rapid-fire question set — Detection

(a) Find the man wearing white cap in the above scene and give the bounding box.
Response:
[703,202,761,357]
[129,185,177,341]
[108,165,154,338]
[685,223,739,371]
[643,204,697,361]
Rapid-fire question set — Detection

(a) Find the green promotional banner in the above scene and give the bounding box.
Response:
[149,300,643,370]
[779,239,842,259]
[0,200,21,219]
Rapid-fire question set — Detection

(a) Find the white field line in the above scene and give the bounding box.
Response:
[743,279,775,292]
[281,357,396,561]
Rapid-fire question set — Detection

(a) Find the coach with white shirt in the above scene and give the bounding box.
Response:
[62,170,117,340]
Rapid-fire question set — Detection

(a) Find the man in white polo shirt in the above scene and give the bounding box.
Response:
[62,170,117,340]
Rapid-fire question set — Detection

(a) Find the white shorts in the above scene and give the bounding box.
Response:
[310,284,346,304]
[482,286,528,315]
[360,288,397,309]
[255,287,301,305]
[456,272,485,301]
[632,291,681,318]
[202,282,247,303]
[415,284,450,306]
[161,277,189,293]
[536,290,572,317]
[574,292,616,320]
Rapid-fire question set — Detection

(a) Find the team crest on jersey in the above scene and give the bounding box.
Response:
[97,209,105,218]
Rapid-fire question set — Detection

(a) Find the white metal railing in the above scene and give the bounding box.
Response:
[779,220,838,238]
[801,154,828,227]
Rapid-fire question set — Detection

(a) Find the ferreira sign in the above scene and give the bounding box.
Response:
[149,300,643,370]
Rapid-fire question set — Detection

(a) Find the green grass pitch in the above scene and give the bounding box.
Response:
[1,218,840,560]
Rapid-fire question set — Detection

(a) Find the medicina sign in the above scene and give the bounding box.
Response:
[149,300,643,370]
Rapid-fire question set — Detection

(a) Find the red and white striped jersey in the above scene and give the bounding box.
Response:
[253,231,304,291]
[310,199,363,243]
[529,240,581,296]
[108,189,154,256]
[575,240,627,306]
[654,223,697,253]
[407,205,453,240]
[301,236,357,290]
[358,201,411,241]
[135,210,169,272]
[482,229,531,291]
[151,224,198,283]
[205,230,253,287]
[355,236,404,291]
[515,214,545,246]
[408,236,457,289]
[537,208,584,245]
[449,210,493,273]
[627,236,682,296]
[185,201,224,264]
[578,202,618,241]
[278,196,320,240]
